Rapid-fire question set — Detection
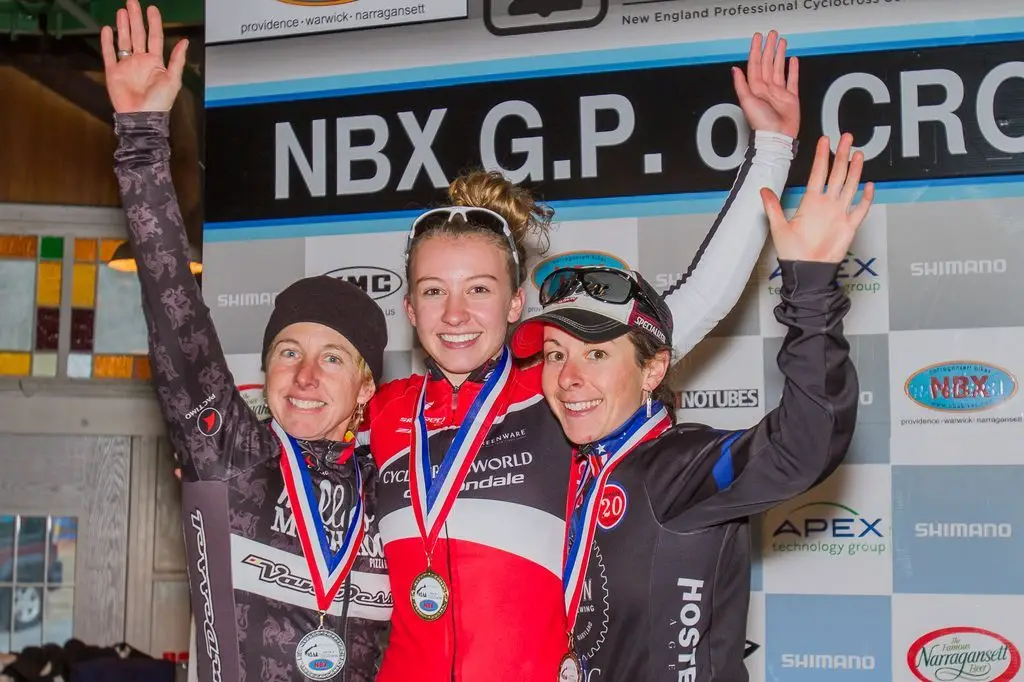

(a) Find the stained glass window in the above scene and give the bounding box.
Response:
[69,237,150,380]
[0,235,57,377]
[0,234,152,380]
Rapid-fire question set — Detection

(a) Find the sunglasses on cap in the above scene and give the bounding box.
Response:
[405,206,521,281]
[539,266,655,308]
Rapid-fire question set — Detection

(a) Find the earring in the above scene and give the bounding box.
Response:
[345,402,365,443]
[644,390,652,418]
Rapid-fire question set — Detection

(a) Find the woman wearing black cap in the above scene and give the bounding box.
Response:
[511,133,873,682]
[101,4,390,681]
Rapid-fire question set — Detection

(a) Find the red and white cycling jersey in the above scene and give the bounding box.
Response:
[370,359,568,682]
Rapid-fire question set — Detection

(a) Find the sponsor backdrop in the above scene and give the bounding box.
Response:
[201,1,1024,680]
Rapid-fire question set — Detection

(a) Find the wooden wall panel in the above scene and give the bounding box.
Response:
[77,434,131,644]
[0,66,200,228]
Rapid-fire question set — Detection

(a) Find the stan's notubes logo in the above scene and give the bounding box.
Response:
[676,389,759,410]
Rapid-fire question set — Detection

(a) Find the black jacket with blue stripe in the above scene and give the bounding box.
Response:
[569,260,859,682]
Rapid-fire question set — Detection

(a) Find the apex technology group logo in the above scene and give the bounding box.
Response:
[771,501,886,558]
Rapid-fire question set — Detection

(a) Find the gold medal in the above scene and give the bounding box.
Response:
[410,568,449,621]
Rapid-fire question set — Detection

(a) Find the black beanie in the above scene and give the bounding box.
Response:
[261,275,388,384]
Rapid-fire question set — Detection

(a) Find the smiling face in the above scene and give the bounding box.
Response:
[264,322,375,442]
[541,326,669,444]
[404,234,524,385]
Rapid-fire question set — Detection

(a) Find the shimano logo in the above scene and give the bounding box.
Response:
[914,522,1012,538]
[781,654,876,670]
[677,389,759,409]
[216,292,277,307]
[910,259,1007,277]
[190,510,222,682]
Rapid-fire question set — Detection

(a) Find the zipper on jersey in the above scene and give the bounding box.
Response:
[450,384,459,414]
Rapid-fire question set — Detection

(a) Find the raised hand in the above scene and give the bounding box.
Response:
[100,0,188,113]
[760,133,875,264]
[733,30,800,138]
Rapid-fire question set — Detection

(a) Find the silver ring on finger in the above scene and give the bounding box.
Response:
[116,49,133,59]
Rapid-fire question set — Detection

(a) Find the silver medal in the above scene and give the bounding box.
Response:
[295,629,347,680]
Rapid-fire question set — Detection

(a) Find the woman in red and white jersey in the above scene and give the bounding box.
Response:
[367,30,803,682]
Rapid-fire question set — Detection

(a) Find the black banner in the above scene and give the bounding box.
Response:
[205,39,1024,222]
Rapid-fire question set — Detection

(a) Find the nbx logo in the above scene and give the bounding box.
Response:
[930,374,991,400]
[772,502,884,538]
[770,252,877,280]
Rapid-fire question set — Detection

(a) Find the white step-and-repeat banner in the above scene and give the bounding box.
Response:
[199,1,1024,680]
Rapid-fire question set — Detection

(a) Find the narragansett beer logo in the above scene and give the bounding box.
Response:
[907,627,1021,682]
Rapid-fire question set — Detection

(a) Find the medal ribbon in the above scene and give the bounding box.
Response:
[409,346,513,556]
[562,403,672,633]
[271,420,366,612]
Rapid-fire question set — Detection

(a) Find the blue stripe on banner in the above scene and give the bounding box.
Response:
[205,17,1024,106]
[203,176,1024,243]
[712,432,743,491]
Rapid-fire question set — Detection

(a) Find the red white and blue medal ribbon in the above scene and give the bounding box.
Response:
[562,404,671,635]
[270,420,365,614]
[409,345,513,557]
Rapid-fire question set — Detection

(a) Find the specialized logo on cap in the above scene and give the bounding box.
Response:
[531,251,629,290]
[197,407,223,437]
[628,310,666,344]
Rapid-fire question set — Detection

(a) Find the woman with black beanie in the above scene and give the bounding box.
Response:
[101,3,391,681]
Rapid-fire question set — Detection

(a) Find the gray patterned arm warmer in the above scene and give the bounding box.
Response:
[114,111,276,481]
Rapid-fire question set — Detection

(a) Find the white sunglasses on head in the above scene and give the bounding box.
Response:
[404,206,521,282]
